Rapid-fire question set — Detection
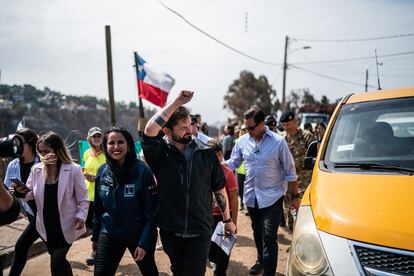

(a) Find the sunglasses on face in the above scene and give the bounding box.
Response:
[245,123,259,131]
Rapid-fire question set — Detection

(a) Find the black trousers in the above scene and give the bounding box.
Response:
[209,216,231,276]
[9,216,39,276]
[85,201,94,230]
[49,246,72,276]
[247,196,284,276]
[236,173,245,208]
[160,230,211,276]
[94,232,158,276]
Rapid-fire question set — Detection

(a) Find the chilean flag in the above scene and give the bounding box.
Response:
[135,53,175,107]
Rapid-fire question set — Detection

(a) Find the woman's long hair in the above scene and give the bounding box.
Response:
[16,128,38,157]
[102,126,137,186]
[37,132,73,178]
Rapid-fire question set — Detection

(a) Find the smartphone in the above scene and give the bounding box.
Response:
[10,178,31,192]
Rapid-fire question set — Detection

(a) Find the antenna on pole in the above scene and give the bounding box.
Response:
[375,49,382,90]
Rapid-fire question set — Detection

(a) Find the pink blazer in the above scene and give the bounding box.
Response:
[25,162,89,244]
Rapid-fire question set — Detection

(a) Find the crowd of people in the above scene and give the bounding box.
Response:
[0,90,328,276]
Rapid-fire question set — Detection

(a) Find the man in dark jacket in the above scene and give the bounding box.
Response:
[142,90,236,276]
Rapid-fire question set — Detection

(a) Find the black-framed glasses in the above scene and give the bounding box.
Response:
[245,123,259,131]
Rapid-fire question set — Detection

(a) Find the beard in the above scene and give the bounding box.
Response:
[172,132,192,144]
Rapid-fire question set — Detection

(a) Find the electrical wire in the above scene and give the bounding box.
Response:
[157,0,281,66]
[157,0,413,84]
[290,64,376,88]
[198,0,243,30]
[194,0,279,49]
[218,0,247,19]
[293,51,414,65]
[294,51,414,79]
[205,0,246,23]
[293,33,414,43]
[270,68,283,87]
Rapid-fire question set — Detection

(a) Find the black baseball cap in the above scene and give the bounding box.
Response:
[264,115,277,127]
[280,111,295,123]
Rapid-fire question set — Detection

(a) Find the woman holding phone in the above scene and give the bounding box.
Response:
[13,131,89,276]
[5,128,39,276]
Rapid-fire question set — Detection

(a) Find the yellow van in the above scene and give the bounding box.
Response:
[287,88,414,276]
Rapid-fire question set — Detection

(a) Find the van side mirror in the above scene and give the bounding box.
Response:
[303,141,318,170]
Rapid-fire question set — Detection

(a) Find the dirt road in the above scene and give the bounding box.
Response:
[4,211,291,275]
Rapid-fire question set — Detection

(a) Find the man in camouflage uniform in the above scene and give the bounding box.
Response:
[280,111,315,232]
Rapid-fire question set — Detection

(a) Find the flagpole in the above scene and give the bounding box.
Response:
[105,25,116,126]
[134,52,148,133]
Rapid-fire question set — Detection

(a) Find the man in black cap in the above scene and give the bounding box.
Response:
[280,111,315,232]
[264,115,282,135]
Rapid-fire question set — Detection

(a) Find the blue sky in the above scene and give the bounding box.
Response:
[1,0,413,124]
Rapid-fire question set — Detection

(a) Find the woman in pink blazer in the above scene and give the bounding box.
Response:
[14,131,89,276]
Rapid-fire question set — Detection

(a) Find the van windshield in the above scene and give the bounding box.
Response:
[324,97,414,171]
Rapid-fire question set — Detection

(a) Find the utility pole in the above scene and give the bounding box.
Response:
[105,25,116,126]
[282,35,289,112]
[365,69,369,92]
[375,49,382,90]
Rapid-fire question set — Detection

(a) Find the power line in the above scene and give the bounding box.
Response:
[205,0,245,23]
[304,62,413,79]
[290,64,376,88]
[293,33,414,43]
[193,0,278,49]
[219,0,247,19]
[157,0,281,66]
[198,0,243,30]
[270,68,283,87]
[293,50,414,65]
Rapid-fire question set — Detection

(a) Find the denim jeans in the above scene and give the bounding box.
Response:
[160,230,211,276]
[247,196,284,276]
[94,232,158,276]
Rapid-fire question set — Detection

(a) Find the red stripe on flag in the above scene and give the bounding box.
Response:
[138,80,169,107]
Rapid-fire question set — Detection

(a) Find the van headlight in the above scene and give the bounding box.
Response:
[288,206,333,276]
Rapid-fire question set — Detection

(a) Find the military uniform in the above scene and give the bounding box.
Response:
[282,128,315,231]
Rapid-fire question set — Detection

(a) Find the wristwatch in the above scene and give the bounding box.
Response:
[223,217,232,223]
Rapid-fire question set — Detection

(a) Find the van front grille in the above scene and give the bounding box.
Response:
[354,245,414,275]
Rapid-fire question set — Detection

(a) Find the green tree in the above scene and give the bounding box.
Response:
[287,90,300,113]
[321,95,329,105]
[301,89,316,105]
[223,70,278,120]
